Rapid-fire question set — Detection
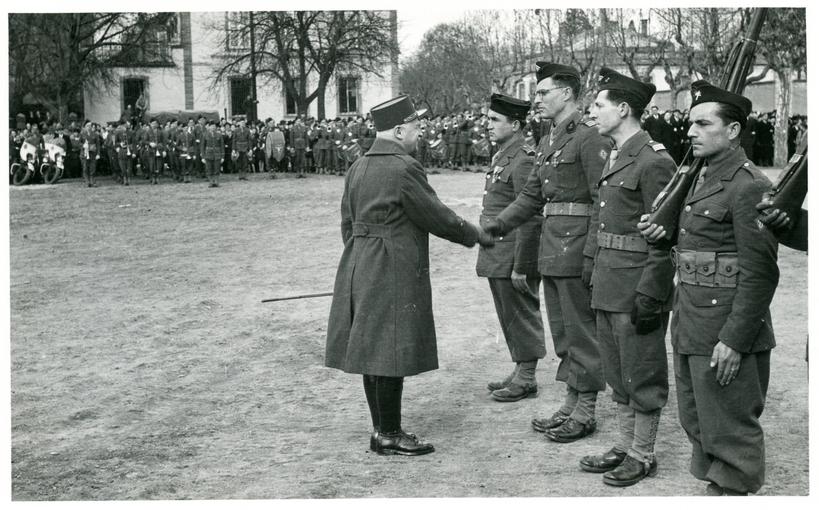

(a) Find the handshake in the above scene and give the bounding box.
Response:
[473,218,506,248]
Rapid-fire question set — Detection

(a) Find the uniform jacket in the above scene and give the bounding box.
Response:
[590,130,676,312]
[290,124,307,149]
[326,137,481,377]
[79,129,100,155]
[671,146,779,355]
[140,128,165,153]
[232,126,251,152]
[497,110,611,276]
[176,128,197,156]
[201,130,224,160]
[476,134,541,278]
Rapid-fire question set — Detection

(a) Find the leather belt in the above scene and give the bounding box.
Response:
[542,202,592,217]
[351,222,391,238]
[597,232,649,253]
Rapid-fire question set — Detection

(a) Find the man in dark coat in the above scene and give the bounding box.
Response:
[579,68,676,487]
[200,121,224,187]
[638,81,779,496]
[326,95,494,456]
[477,93,546,402]
[232,118,251,180]
[485,62,610,443]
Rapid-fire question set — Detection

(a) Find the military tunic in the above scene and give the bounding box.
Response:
[476,134,545,362]
[671,146,779,494]
[590,131,676,412]
[326,138,481,377]
[496,111,611,392]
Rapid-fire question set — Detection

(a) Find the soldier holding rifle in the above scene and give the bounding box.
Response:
[638,81,779,496]
[325,95,495,456]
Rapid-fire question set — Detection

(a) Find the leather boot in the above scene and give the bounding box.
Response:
[602,455,658,487]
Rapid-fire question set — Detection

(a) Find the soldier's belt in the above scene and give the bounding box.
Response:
[542,202,593,217]
[597,232,648,253]
[351,222,391,239]
[671,248,739,288]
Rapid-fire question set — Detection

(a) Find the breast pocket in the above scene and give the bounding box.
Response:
[552,150,580,189]
[690,203,730,246]
[605,171,642,216]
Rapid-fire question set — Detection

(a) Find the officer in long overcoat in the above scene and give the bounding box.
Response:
[325,95,494,456]
[485,63,610,443]
[639,81,779,495]
[578,68,676,487]
[476,93,546,402]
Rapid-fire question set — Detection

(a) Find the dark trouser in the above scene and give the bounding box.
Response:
[236,151,248,177]
[107,150,119,180]
[315,148,326,170]
[81,156,97,185]
[181,156,194,180]
[147,153,162,177]
[293,149,306,174]
[488,277,546,362]
[542,275,605,392]
[362,375,404,433]
[327,148,337,173]
[117,155,132,184]
[674,350,770,493]
[205,159,220,184]
[597,310,669,412]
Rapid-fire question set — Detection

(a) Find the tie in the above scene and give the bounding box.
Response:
[693,166,707,193]
[549,128,556,147]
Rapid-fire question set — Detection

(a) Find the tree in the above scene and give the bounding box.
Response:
[756,7,807,167]
[8,13,175,123]
[209,11,398,119]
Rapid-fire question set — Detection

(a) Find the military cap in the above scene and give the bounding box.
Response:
[690,80,752,118]
[370,94,428,131]
[535,62,580,83]
[488,93,530,122]
[596,67,656,110]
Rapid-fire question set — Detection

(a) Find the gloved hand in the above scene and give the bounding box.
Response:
[581,256,594,287]
[483,218,506,237]
[630,293,663,335]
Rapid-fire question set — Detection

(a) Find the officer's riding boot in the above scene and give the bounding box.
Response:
[372,376,434,456]
[491,360,538,402]
[603,409,660,486]
[487,363,519,392]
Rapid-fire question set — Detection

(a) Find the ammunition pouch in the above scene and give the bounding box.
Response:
[672,248,739,288]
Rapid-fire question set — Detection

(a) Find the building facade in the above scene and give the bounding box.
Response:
[83,12,398,123]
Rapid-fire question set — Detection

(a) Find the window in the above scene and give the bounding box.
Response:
[226,12,250,51]
[338,77,359,115]
[230,77,252,117]
[122,78,146,113]
[285,79,300,116]
[517,82,526,100]
[640,19,648,36]
[168,13,182,45]
[528,81,535,100]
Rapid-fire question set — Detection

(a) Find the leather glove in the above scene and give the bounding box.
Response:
[476,227,495,247]
[581,256,594,287]
[630,293,663,335]
[483,218,506,237]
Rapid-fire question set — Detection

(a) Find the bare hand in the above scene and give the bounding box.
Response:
[710,341,741,386]
[755,194,792,230]
[511,270,529,294]
[637,214,668,242]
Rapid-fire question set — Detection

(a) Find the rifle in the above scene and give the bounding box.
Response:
[647,8,768,238]
[768,140,807,220]
[261,291,333,303]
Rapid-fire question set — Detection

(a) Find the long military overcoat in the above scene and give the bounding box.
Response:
[326,138,480,377]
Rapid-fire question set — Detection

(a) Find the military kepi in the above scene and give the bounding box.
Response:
[489,93,530,122]
[535,62,580,83]
[597,67,656,110]
[690,80,753,119]
[370,95,428,131]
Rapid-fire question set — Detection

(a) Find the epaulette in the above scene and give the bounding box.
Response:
[583,119,597,127]
[521,144,536,156]
[648,141,666,152]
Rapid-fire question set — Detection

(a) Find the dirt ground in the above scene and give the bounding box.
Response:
[8,166,809,500]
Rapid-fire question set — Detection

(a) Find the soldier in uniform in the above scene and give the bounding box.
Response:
[103,123,120,183]
[177,119,198,183]
[638,81,779,496]
[484,62,610,443]
[142,118,166,185]
[232,117,251,180]
[114,120,135,186]
[201,121,225,187]
[326,95,494,456]
[578,68,676,487]
[79,120,101,187]
[165,119,181,182]
[290,117,308,178]
[478,94,546,402]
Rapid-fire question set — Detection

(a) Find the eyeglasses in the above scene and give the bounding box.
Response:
[535,87,568,98]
